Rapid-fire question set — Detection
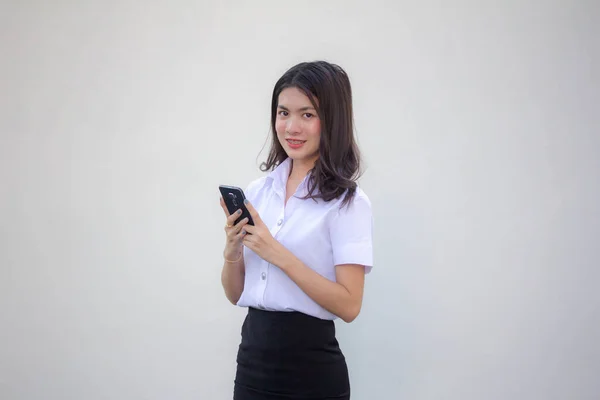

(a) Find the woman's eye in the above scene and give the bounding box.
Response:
[303,113,313,119]
[278,111,288,116]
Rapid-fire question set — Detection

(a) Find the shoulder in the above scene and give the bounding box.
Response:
[352,186,372,208]
[335,185,372,215]
[327,185,373,232]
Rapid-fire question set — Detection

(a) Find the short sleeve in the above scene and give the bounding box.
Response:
[329,189,374,273]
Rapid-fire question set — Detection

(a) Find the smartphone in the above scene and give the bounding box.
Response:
[219,185,254,226]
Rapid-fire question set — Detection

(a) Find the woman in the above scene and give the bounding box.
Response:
[219,61,373,400]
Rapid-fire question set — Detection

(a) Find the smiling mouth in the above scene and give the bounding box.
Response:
[286,139,306,144]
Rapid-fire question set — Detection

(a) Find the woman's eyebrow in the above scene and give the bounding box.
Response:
[278,105,316,111]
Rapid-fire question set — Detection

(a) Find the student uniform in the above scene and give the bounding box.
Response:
[233,158,374,400]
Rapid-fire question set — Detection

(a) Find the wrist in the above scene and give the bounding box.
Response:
[274,244,295,272]
[224,246,242,262]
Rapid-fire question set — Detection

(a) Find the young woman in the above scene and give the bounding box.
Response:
[219,61,373,400]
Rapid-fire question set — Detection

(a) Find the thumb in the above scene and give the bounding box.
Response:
[244,199,262,224]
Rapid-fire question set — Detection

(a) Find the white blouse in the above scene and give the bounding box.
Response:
[236,158,374,320]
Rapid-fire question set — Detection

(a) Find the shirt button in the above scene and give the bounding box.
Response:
[277,219,283,226]
[261,272,266,280]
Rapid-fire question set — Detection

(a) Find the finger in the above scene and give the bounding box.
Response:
[220,197,230,217]
[243,200,262,224]
[235,227,247,240]
[242,236,252,248]
[226,217,248,240]
[228,218,248,237]
[243,224,256,235]
[226,209,243,227]
[234,217,249,230]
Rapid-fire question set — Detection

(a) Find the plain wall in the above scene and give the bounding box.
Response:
[1,1,598,399]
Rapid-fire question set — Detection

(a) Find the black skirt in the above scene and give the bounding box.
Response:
[234,307,350,400]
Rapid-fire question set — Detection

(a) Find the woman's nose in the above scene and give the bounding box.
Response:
[286,117,301,134]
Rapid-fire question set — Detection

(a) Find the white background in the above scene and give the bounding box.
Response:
[1,1,599,399]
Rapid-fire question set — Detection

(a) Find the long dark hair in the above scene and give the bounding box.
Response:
[260,61,362,207]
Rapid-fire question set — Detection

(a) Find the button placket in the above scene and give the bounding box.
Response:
[259,268,268,309]
[259,197,285,311]
[271,208,286,238]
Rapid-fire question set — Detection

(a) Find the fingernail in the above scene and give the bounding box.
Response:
[241,230,246,235]
[236,209,242,214]
[244,199,248,205]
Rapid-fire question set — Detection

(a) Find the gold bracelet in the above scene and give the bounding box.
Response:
[224,252,242,263]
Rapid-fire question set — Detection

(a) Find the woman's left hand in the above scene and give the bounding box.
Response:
[242,200,285,266]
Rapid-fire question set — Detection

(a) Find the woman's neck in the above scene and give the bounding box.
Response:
[289,158,316,182]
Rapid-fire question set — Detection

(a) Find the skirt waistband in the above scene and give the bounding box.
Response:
[241,307,336,352]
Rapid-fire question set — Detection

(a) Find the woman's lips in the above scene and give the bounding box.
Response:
[286,139,306,149]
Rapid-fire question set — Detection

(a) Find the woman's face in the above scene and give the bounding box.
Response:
[275,87,321,165]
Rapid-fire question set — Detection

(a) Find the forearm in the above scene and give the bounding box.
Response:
[221,257,245,305]
[276,250,361,322]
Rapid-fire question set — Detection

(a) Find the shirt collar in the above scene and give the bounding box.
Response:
[267,158,291,198]
[266,157,313,199]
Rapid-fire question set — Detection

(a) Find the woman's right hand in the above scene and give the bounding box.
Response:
[220,197,249,261]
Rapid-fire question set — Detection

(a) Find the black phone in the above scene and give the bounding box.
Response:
[219,185,254,226]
